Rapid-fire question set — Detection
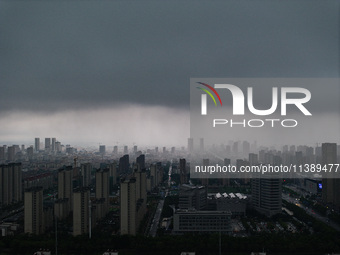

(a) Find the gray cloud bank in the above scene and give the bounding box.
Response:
[1,1,339,112]
[0,1,339,146]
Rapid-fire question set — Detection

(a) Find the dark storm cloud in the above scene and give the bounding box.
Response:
[0,0,338,112]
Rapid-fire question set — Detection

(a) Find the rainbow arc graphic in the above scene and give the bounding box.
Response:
[196,82,222,106]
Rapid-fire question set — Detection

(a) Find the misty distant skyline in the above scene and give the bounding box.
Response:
[0,1,339,146]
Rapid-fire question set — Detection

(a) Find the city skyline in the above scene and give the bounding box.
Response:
[1,1,340,254]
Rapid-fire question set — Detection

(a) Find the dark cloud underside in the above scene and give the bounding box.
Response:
[0,0,338,112]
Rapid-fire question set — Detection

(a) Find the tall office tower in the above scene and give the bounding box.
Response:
[0,165,9,205]
[133,169,147,203]
[224,158,231,165]
[80,163,92,187]
[113,146,118,154]
[0,163,22,206]
[133,145,137,154]
[34,138,40,152]
[119,155,129,174]
[258,150,266,163]
[305,146,315,164]
[21,145,25,151]
[51,138,56,152]
[124,146,128,154]
[45,138,51,152]
[225,145,231,155]
[322,143,339,210]
[0,146,4,161]
[120,178,137,235]
[27,147,33,160]
[55,141,61,152]
[136,154,145,170]
[162,147,166,153]
[201,159,209,186]
[99,145,106,155]
[232,141,239,156]
[171,147,175,154]
[95,169,109,213]
[289,145,296,154]
[222,158,231,186]
[58,166,73,210]
[251,177,282,217]
[24,186,43,234]
[12,163,22,203]
[109,162,117,187]
[155,147,158,154]
[282,145,289,153]
[249,153,259,166]
[200,138,204,152]
[73,187,90,236]
[7,146,15,161]
[188,138,194,153]
[150,163,158,189]
[13,145,20,155]
[179,158,187,184]
[243,141,250,157]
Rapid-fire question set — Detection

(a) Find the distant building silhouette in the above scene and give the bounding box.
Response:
[99,145,106,155]
[51,138,56,152]
[188,138,194,153]
[35,138,40,152]
[119,155,129,174]
[45,138,51,152]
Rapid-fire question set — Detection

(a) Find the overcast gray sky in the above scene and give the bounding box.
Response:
[0,0,339,147]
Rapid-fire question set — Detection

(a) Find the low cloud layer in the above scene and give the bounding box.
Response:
[0,105,189,148]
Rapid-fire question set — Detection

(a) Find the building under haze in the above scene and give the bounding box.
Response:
[80,163,92,188]
[119,154,129,174]
[55,166,73,219]
[322,143,339,210]
[99,145,106,155]
[51,138,56,152]
[179,158,187,185]
[95,169,110,214]
[188,138,194,153]
[109,162,117,188]
[35,138,40,152]
[0,163,22,206]
[120,178,137,235]
[24,186,43,235]
[7,146,15,161]
[45,138,51,152]
[73,187,90,236]
[251,176,282,217]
